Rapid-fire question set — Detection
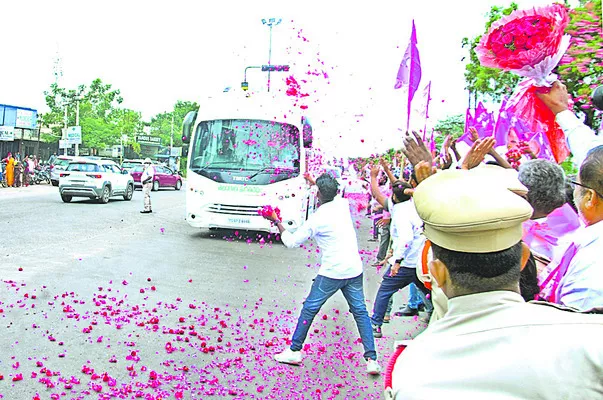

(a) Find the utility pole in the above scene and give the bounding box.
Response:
[75,99,80,156]
[262,18,281,92]
[170,113,174,154]
[63,105,68,156]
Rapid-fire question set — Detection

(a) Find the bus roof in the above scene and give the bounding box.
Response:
[196,90,307,127]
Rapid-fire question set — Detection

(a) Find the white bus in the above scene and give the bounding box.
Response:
[182,90,318,233]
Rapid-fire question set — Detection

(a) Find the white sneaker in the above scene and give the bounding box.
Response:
[274,348,302,365]
[366,359,381,375]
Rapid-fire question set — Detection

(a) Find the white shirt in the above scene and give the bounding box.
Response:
[389,291,603,400]
[141,165,155,184]
[556,110,603,167]
[280,197,363,279]
[387,198,425,268]
[557,220,603,310]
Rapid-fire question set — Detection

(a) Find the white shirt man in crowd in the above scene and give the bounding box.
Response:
[368,165,427,338]
[386,169,603,399]
[261,173,381,375]
[536,81,603,310]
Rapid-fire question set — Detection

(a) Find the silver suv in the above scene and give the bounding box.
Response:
[58,160,134,203]
[50,156,87,186]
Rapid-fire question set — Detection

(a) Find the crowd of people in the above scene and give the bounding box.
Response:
[261,79,603,397]
[1,151,45,188]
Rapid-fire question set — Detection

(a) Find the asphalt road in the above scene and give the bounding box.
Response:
[0,183,425,399]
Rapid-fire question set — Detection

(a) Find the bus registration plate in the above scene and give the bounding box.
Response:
[228,217,251,225]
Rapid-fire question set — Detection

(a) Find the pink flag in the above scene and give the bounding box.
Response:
[493,98,510,146]
[473,102,495,138]
[394,20,422,131]
[421,81,432,136]
[458,107,475,145]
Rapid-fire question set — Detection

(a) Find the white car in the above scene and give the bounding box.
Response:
[58,159,134,204]
[50,155,88,186]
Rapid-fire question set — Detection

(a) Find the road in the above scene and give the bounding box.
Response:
[0,183,425,399]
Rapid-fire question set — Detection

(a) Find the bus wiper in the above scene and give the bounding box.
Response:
[248,166,277,180]
[194,162,235,171]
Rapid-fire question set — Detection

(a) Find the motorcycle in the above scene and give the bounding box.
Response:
[32,165,51,185]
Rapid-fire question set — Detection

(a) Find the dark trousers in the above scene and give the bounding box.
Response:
[371,265,429,327]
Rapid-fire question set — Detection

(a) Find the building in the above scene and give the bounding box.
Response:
[0,104,58,161]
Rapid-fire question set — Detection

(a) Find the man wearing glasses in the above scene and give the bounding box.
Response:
[537,83,603,310]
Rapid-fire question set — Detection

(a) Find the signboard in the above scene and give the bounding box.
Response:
[170,147,182,156]
[0,126,15,141]
[112,146,122,158]
[15,109,37,129]
[66,126,82,144]
[136,135,161,145]
[59,140,70,149]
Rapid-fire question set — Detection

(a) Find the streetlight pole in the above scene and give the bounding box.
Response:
[262,18,281,92]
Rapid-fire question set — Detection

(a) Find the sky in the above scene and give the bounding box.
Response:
[1,0,560,156]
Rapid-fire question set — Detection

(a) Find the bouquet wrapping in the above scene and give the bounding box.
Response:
[476,4,571,162]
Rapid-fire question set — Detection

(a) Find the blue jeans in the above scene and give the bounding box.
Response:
[290,274,377,361]
[408,283,424,309]
[408,283,434,312]
[371,266,429,327]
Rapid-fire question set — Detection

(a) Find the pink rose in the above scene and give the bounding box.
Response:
[501,33,514,45]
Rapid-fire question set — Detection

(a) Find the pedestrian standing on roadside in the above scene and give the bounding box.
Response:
[140,158,154,214]
[1,152,15,187]
[22,156,30,187]
[14,159,23,187]
[260,173,382,375]
[28,155,35,185]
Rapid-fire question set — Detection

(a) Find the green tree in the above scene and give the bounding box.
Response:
[557,0,602,129]
[42,79,141,151]
[462,3,522,102]
[433,114,465,148]
[434,114,465,137]
[148,100,199,147]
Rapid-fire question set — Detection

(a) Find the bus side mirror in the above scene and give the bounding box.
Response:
[302,116,313,148]
[182,110,198,144]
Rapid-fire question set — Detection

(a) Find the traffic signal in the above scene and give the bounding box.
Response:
[261,65,290,72]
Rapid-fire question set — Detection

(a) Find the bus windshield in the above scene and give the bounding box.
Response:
[189,119,300,176]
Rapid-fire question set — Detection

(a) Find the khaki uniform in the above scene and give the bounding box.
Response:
[385,169,603,399]
[388,291,603,399]
[142,182,153,211]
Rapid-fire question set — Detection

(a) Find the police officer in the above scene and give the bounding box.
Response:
[140,158,155,214]
[386,169,603,399]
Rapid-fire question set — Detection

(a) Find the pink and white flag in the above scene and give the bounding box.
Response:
[394,20,422,131]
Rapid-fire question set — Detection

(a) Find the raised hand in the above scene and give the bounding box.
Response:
[535,80,570,115]
[370,164,380,178]
[402,131,432,167]
[415,160,436,183]
[469,127,479,142]
[461,137,496,170]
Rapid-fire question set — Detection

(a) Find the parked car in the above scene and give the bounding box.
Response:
[130,164,182,191]
[58,159,134,203]
[50,156,87,186]
[121,159,147,172]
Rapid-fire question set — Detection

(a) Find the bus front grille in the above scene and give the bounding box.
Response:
[207,203,261,216]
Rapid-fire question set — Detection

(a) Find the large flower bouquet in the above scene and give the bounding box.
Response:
[476,4,571,162]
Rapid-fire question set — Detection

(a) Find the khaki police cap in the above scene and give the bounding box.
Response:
[413,168,533,253]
